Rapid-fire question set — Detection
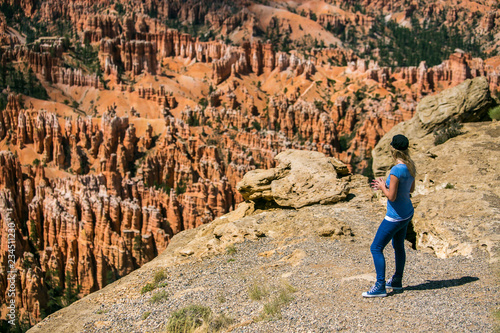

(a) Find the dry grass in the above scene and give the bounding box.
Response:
[260,288,295,321]
[494,308,500,333]
[149,290,169,304]
[248,282,270,301]
[141,269,168,294]
[166,305,211,333]
[142,311,151,320]
[247,279,299,321]
[209,313,235,332]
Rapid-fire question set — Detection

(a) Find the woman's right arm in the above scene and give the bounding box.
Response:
[372,175,399,202]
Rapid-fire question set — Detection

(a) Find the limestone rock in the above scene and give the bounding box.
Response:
[416,76,492,132]
[316,217,353,238]
[410,121,500,262]
[236,167,287,202]
[372,77,494,176]
[237,150,350,209]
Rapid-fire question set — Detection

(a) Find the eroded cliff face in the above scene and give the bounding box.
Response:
[0,98,238,324]
[1,148,233,323]
[2,0,499,176]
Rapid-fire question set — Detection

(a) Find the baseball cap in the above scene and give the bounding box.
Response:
[391,134,409,151]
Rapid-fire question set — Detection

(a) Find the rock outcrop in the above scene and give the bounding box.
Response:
[0,13,19,46]
[237,150,350,208]
[0,99,237,324]
[0,151,176,324]
[372,77,494,176]
[409,121,500,261]
[1,45,101,88]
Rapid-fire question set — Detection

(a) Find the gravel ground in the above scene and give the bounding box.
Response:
[78,234,499,333]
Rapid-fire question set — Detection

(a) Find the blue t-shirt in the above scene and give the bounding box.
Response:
[385,163,414,221]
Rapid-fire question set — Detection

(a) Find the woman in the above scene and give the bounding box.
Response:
[363,134,416,297]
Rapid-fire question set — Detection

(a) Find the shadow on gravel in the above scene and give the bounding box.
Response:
[405,276,479,291]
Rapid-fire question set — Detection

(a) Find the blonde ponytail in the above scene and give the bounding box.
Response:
[391,148,416,178]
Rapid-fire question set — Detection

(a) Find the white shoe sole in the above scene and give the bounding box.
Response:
[362,292,387,298]
[386,286,403,290]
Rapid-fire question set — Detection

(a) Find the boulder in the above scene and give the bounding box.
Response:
[236,150,350,209]
[372,77,494,177]
[411,121,500,262]
[417,76,492,131]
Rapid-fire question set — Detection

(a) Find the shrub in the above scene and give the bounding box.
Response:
[209,313,235,331]
[251,120,261,131]
[154,270,168,284]
[445,183,455,189]
[141,269,168,294]
[262,297,283,319]
[259,288,295,321]
[433,119,463,145]
[142,311,151,320]
[489,105,500,120]
[313,100,324,111]
[198,98,208,108]
[226,244,237,255]
[175,181,187,195]
[158,281,168,288]
[149,290,169,304]
[248,282,269,301]
[166,305,212,333]
[141,283,156,294]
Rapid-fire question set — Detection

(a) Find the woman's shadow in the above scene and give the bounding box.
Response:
[400,276,479,292]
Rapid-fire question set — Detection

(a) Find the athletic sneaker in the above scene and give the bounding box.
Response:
[362,282,387,297]
[386,277,403,290]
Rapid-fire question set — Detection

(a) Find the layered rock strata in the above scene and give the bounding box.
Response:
[2,47,101,88]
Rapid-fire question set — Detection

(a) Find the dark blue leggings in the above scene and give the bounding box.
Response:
[370,217,412,283]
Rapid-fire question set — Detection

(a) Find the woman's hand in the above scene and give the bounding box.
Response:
[370,178,385,191]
